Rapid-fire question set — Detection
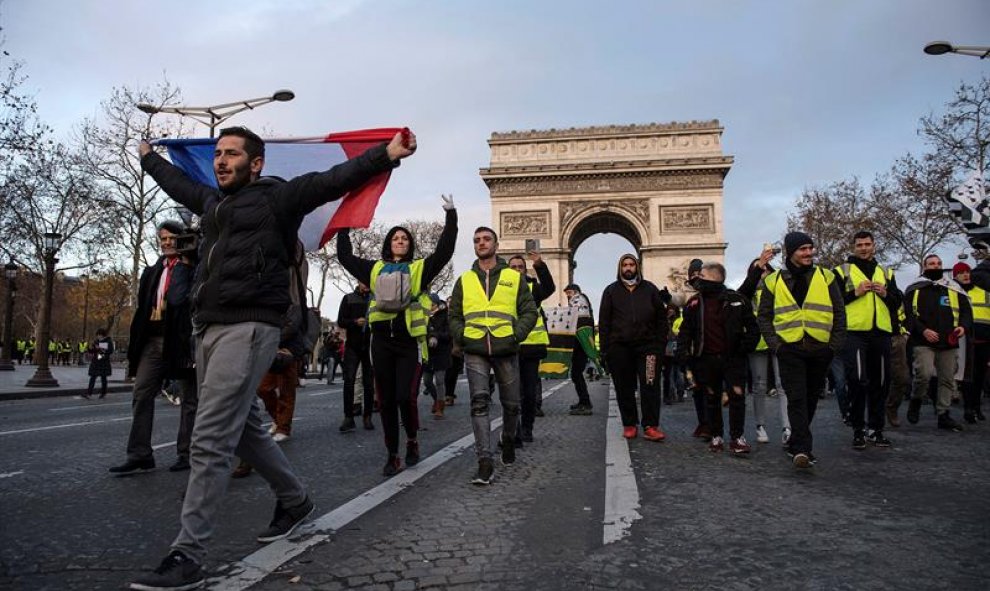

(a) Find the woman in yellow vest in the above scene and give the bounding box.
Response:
[336,196,458,477]
[756,232,846,469]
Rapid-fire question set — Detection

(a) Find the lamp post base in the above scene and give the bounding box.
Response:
[25,367,60,388]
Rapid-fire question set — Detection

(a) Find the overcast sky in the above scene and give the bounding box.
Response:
[4,0,989,317]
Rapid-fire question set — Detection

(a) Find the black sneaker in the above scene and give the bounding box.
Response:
[472,458,494,485]
[852,431,867,450]
[338,417,356,433]
[569,404,593,416]
[129,550,204,591]
[868,431,892,447]
[937,412,964,432]
[569,402,582,410]
[520,428,534,443]
[168,457,191,472]
[964,411,977,424]
[907,399,922,424]
[109,458,156,476]
[534,406,545,417]
[405,440,420,466]
[383,455,402,477]
[500,435,516,466]
[256,496,315,543]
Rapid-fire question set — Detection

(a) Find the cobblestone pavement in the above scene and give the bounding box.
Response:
[248,381,990,591]
[2,376,988,590]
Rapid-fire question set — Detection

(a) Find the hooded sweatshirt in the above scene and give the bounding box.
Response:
[598,254,668,356]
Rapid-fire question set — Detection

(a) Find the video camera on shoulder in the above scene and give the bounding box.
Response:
[175,229,201,259]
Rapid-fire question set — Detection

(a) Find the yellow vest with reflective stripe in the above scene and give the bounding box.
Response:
[912,287,960,327]
[765,267,835,343]
[368,259,430,338]
[461,269,520,342]
[753,289,768,351]
[970,286,990,326]
[671,316,682,336]
[520,281,549,346]
[836,263,893,332]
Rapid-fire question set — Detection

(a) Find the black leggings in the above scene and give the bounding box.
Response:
[372,335,421,456]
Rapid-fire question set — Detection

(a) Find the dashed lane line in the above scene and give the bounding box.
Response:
[207,380,571,591]
[603,383,642,544]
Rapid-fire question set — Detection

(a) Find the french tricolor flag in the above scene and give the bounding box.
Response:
[156,128,401,250]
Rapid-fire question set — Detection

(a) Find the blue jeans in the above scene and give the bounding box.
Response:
[465,353,520,460]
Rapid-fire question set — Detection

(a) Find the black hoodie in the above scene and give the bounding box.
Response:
[598,254,668,356]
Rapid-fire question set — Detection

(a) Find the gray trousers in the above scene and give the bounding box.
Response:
[171,322,307,563]
[127,337,197,462]
[465,353,520,461]
[911,346,957,414]
[748,351,790,431]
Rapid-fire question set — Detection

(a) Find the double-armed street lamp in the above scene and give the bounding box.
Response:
[924,41,990,59]
[136,89,296,137]
[0,262,18,371]
[26,232,62,387]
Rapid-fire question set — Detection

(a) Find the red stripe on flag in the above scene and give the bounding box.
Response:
[317,128,404,248]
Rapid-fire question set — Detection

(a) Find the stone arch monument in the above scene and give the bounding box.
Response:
[479,120,734,305]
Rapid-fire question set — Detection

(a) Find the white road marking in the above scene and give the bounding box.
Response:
[0,416,131,436]
[0,470,25,478]
[208,380,570,591]
[603,383,641,544]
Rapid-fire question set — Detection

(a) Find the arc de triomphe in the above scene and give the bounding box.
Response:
[479,120,733,306]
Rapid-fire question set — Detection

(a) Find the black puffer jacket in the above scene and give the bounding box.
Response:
[141,144,396,327]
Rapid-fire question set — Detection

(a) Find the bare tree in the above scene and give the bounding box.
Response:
[309,218,455,307]
[75,78,191,301]
[0,35,50,169]
[868,152,962,269]
[920,75,990,178]
[787,178,873,269]
[0,142,113,356]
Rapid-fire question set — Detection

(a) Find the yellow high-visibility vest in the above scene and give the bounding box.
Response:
[765,267,835,343]
[460,269,520,342]
[912,287,960,327]
[520,281,549,346]
[671,315,682,336]
[836,263,893,332]
[368,259,430,338]
[969,286,990,326]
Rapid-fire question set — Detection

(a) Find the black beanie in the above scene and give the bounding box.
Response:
[784,232,814,258]
[688,259,704,274]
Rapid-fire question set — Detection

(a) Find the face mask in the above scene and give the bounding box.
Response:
[923,269,943,281]
[696,278,723,293]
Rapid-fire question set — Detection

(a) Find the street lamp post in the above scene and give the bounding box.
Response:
[136,89,295,137]
[0,262,17,371]
[26,232,62,388]
[78,273,90,366]
[924,41,990,59]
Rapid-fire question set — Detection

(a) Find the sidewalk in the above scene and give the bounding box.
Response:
[0,363,132,401]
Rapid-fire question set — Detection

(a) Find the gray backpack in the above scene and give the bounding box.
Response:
[374,263,413,313]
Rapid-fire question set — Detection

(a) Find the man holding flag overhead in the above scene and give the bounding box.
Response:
[129,126,415,591]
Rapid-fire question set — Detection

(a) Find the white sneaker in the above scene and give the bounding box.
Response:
[782,427,791,447]
[268,424,277,435]
[273,432,290,443]
[756,425,769,444]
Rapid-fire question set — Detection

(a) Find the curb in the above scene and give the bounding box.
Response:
[0,383,133,402]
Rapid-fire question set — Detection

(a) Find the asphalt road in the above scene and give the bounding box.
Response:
[1,376,988,591]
